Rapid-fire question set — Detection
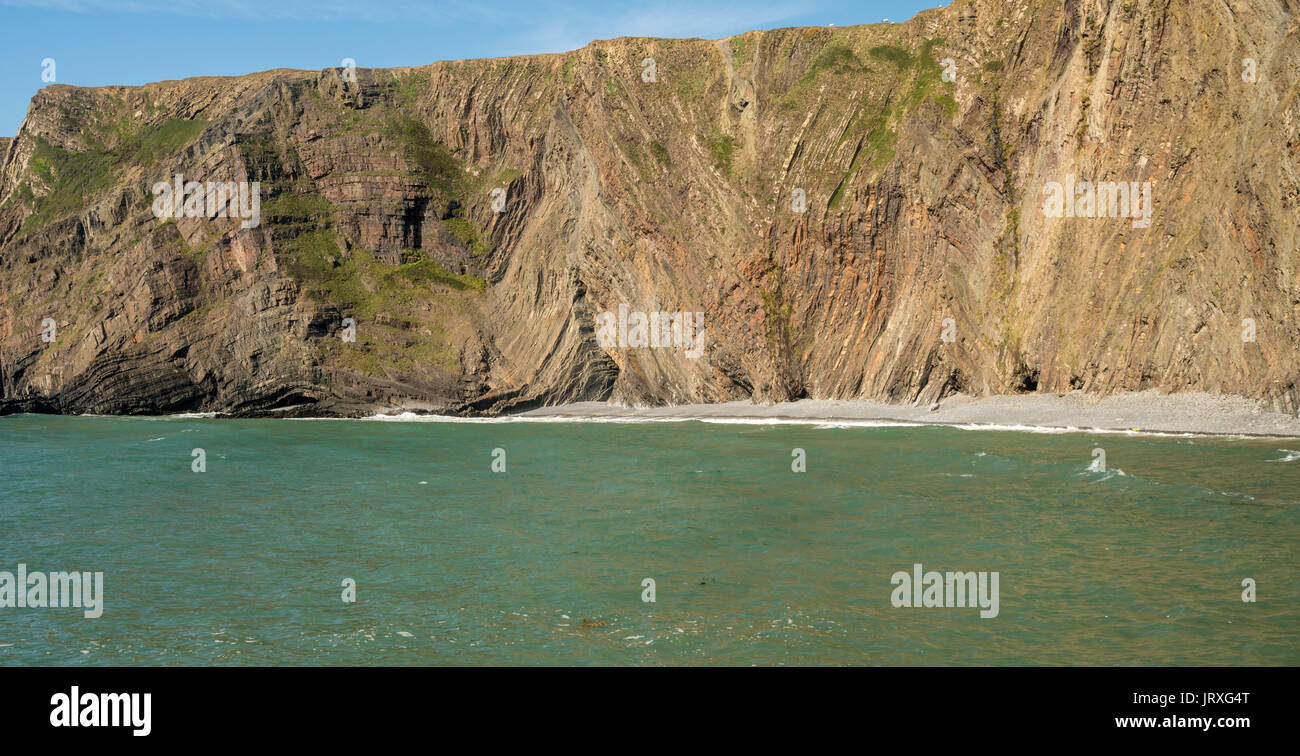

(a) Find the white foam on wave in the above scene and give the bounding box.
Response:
[1268,449,1300,462]
[349,411,1284,439]
[698,417,914,428]
[359,412,913,428]
[1214,490,1256,500]
[1088,468,1128,481]
[955,422,1083,434]
[955,423,1212,439]
[1081,461,1128,478]
[362,412,693,425]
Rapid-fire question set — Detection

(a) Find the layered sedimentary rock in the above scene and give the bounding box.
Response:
[1,0,1297,416]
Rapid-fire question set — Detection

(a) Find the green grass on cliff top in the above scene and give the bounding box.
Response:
[15,117,210,236]
[797,37,956,209]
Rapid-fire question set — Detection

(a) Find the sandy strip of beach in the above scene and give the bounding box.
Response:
[515,390,1300,437]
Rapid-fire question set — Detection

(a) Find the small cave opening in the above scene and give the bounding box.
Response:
[1010,365,1040,393]
[941,367,968,398]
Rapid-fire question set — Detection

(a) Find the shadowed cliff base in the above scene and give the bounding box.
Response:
[2,0,1298,418]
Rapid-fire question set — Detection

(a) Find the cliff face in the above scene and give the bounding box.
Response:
[1,0,1298,416]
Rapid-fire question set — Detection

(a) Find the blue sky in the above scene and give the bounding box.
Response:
[0,0,943,136]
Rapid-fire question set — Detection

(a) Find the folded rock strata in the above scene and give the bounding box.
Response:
[1,0,1296,416]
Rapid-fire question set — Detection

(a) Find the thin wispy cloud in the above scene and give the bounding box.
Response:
[3,0,818,44]
[0,0,497,23]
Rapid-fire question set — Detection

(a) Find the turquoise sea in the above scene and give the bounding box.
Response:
[0,414,1296,665]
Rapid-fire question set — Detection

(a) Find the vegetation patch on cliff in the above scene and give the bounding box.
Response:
[14,116,211,236]
[282,228,485,312]
[386,115,465,203]
[706,128,738,174]
[868,44,912,69]
[262,188,335,221]
[389,255,487,292]
[440,217,492,258]
[812,43,868,75]
[18,137,117,234]
[130,118,211,165]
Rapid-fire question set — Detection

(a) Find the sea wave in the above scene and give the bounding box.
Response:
[361,413,920,428]
[351,411,1272,438]
[697,417,915,428]
[954,423,1219,439]
[361,412,692,425]
[954,423,1083,434]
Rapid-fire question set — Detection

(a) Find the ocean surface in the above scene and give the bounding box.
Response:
[1,413,1297,666]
